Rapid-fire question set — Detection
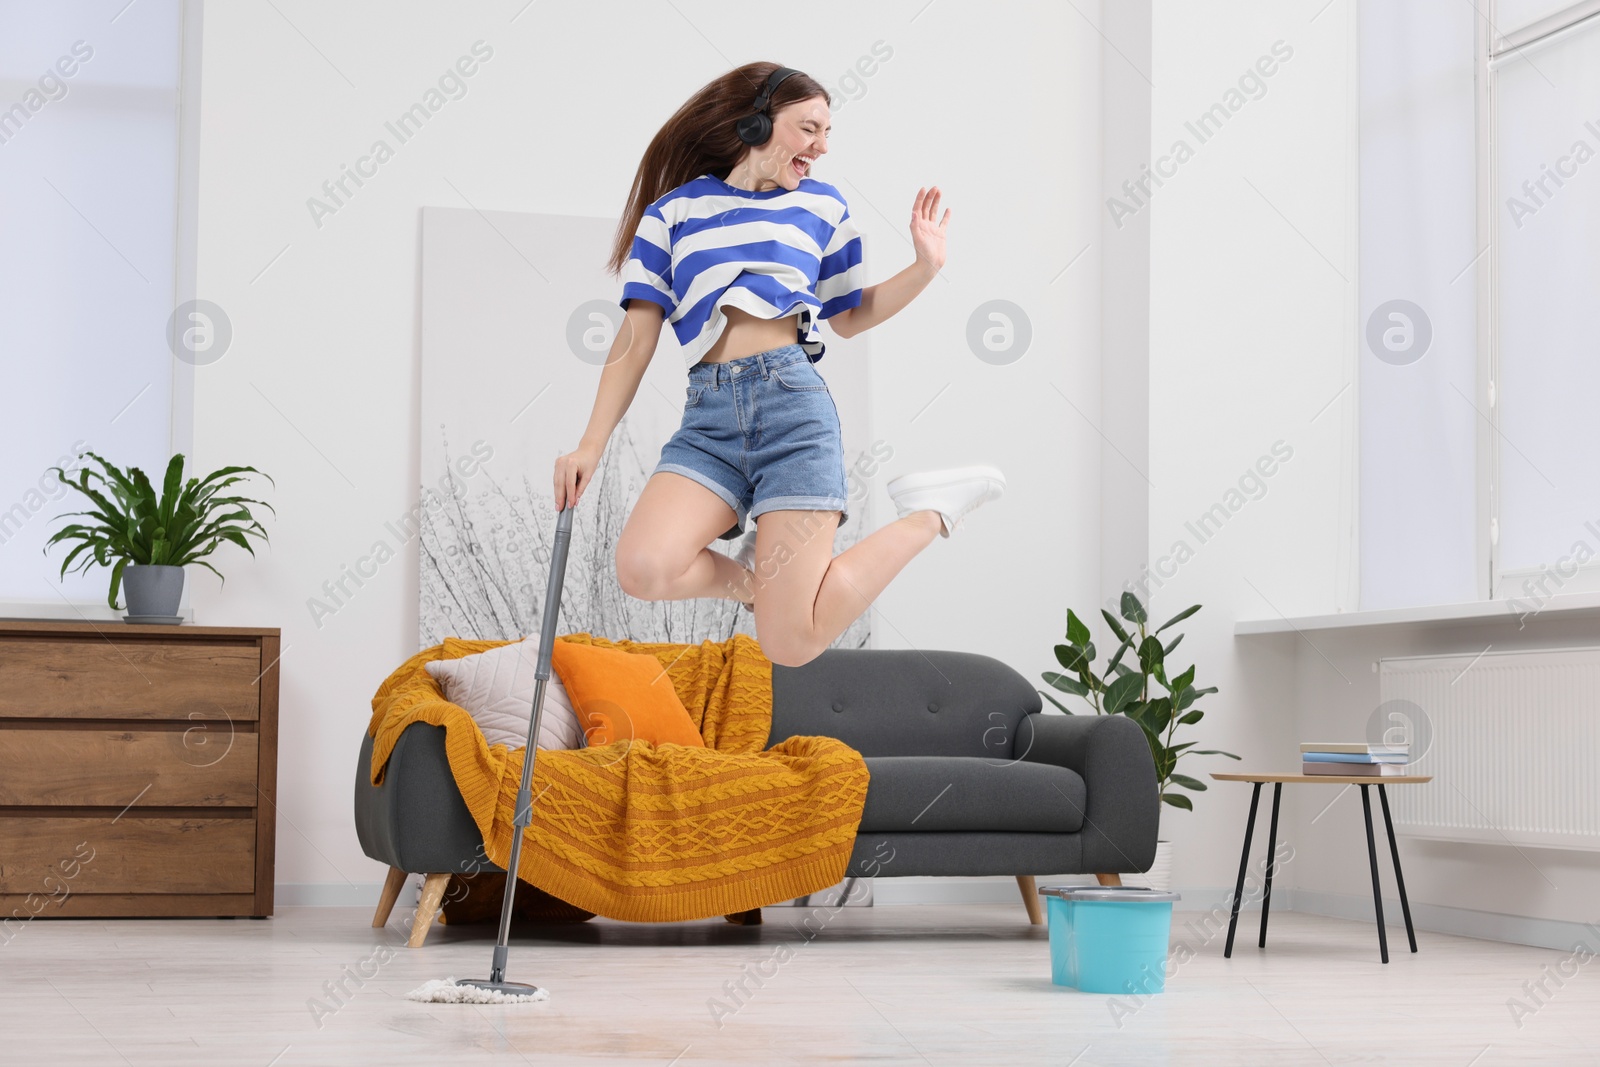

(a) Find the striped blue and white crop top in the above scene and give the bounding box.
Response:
[618,172,865,369]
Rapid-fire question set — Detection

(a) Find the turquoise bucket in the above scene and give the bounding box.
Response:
[1038,885,1180,994]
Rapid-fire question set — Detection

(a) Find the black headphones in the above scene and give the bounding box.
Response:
[735,66,804,146]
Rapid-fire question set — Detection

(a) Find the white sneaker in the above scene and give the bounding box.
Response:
[886,464,1006,538]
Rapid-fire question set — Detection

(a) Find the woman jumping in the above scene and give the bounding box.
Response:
[554,61,1005,668]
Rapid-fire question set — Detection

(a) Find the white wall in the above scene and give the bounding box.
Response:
[1099,0,1152,612]
[1143,0,1358,890]
[191,2,1105,898]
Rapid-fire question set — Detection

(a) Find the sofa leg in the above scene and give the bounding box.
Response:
[1095,873,1122,887]
[409,872,452,948]
[724,907,763,926]
[1016,876,1044,925]
[372,866,409,929]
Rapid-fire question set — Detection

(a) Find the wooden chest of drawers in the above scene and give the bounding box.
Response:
[0,620,280,918]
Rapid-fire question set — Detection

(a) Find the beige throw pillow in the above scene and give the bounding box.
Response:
[424,635,584,751]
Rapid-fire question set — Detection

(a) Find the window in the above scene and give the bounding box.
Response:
[0,0,192,613]
[1357,0,1479,610]
[1488,4,1600,602]
[1357,0,1600,610]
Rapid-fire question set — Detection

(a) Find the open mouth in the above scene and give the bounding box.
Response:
[791,155,813,177]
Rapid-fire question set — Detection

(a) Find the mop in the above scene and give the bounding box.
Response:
[406,503,576,1005]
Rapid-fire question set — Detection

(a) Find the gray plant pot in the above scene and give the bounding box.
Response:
[123,563,185,619]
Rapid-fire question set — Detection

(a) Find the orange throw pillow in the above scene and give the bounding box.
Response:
[548,640,706,749]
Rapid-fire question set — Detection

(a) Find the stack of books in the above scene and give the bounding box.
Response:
[1300,742,1411,776]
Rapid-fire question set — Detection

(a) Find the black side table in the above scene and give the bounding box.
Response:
[1212,771,1433,964]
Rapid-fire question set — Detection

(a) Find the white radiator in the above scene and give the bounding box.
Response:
[1378,647,1600,852]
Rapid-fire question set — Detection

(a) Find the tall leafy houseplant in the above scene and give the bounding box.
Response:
[44,451,274,611]
[1040,592,1239,814]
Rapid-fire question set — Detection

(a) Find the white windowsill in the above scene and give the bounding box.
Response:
[1234,588,1600,635]
[0,600,196,624]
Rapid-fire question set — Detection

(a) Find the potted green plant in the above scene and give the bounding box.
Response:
[1040,591,1239,889]
[44,451,274,622]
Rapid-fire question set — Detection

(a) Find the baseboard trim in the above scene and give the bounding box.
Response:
[273,878,1598,950]
[274,876,1090,909]
[1289,888,1600,953]
[869,875,1095,905]
[272,878,1266,911]
[276,882,392,907]
[870,879,1273,910]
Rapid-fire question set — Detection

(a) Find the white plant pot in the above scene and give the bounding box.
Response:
[1128,840,1173,891]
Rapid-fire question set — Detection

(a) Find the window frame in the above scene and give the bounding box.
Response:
[1482,0,1600,602]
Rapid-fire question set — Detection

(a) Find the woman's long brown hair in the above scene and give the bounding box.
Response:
[605,61,831,278]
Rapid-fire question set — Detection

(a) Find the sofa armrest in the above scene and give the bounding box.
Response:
[354,722,496,875]
[1014,712,1159,875]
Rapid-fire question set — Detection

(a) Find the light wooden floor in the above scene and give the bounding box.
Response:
[1,903,1596,1065]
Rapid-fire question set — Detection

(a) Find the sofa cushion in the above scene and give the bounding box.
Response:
[770,648,1043,759]
[859,757,1086,833]
[548,639,706,748]
[424,635,584,751]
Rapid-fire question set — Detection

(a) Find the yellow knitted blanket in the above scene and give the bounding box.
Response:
[366,631,870,922]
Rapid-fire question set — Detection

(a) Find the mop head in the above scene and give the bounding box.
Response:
[406,977,550,1004]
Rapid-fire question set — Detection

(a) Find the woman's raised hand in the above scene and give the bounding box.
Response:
[910,186,950,273]
[553,442,603,511]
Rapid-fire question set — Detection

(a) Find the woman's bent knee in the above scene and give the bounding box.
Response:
[615,542,674,600]
[755,625,824,668]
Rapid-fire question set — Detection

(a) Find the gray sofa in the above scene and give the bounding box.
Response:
[355,646,1159,945]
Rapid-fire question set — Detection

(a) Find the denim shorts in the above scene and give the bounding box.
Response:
[653,343,849,540]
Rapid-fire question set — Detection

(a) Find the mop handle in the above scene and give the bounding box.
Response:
[488,503,576,981]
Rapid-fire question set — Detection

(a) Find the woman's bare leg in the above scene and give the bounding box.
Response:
[615,471,756,605]
[749,508,942,667]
